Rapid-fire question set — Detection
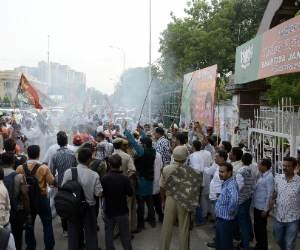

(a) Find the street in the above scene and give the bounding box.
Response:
[28,212,292,250]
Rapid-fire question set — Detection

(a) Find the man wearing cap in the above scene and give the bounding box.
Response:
[160,146,201,250]
[112,138,135,174]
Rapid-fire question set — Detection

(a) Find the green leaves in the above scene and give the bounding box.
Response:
[159,0,268,86]
[266,73,300,105]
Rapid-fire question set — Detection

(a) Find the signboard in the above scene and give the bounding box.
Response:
[235,15,300,84]
[180,65,217,127]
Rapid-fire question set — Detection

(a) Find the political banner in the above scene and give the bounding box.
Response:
[235,15,300,84]
[180,65,217,127]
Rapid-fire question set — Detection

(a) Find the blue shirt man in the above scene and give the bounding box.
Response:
[215,162,239,250]
[253,158,274,250]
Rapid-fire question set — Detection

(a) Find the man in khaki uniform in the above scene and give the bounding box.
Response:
[112,138,136,174]
[160,145,201,250]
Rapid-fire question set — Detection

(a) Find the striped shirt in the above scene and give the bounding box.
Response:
[154,136,171,166]
[51,147,77,187]
[215,177,239,220]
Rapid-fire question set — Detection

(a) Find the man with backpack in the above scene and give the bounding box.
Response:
[16,145,55,250]
[51,131,77,235]
[2,152,30,250]
[60,147,102,250]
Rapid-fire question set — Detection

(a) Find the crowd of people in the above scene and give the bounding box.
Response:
[0,112,300,250]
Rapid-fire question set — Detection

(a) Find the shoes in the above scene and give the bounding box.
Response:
[206,242,216,248]
[113,233,120,239]
[195,221,207,227]
[159,216,164,223]
[132,227,144,234]
[62,231,68,238]
[148,220,156,228]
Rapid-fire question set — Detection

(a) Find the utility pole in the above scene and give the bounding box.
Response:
[148,0,152,123]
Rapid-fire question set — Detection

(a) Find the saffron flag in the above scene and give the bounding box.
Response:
[17,74,43,109]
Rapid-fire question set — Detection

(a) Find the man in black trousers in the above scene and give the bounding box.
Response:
[102,154,133,250]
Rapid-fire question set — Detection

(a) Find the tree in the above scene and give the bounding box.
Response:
[3,96,11,104]
[159,0,268,87]
[266,73,300,105]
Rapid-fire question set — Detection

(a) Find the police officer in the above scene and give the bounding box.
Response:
[159,145,192,250]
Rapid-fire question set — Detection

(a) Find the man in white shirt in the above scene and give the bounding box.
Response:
[205,150,228,248]
[43,131,75,168]
[152,152,164,222]
[0,167,10,229]
[189,140,212,224]
[229,147,243,175]
[270,156,300,250]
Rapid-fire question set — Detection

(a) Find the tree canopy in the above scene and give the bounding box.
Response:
[158,0,300,105]
[159,0,268,80]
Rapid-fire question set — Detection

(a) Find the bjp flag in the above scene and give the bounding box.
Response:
[18,74,43,109]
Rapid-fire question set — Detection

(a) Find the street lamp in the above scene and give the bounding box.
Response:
[148,0,152,123]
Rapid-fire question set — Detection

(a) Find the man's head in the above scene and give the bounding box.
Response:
[175,132,187,146]
[283,156,297,177]
[57,131,68,147]
[77,148,93,165]
[144,124,151,132]
[154,127,164,140]
[219,162,233,181]
[229,147,243,162]
[108,154,122,170]
[242,153,252,166]
[0,152,15,167]
[96,132,105,142]
[172,146,189,163]
[220,141,232,153]
[258,158,272,173]
[73,134,83,146]
[4,138,16,153]
[112,138,123,150]
[27,145,40,160]
[206,126,214,136]
[192,140,202,152]
[215,150,228,166]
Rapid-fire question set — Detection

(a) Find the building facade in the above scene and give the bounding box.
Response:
[15,61,86,103]
[0,70,48,103]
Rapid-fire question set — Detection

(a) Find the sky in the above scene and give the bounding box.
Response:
[0,0,188,94]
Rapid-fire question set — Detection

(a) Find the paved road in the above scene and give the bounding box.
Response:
[27,213,298,250]
[31,215,209,250]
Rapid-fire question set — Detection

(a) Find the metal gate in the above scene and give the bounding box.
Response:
[248,98,300,174]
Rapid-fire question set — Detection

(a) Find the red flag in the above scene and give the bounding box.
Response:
[18,74,43,109]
